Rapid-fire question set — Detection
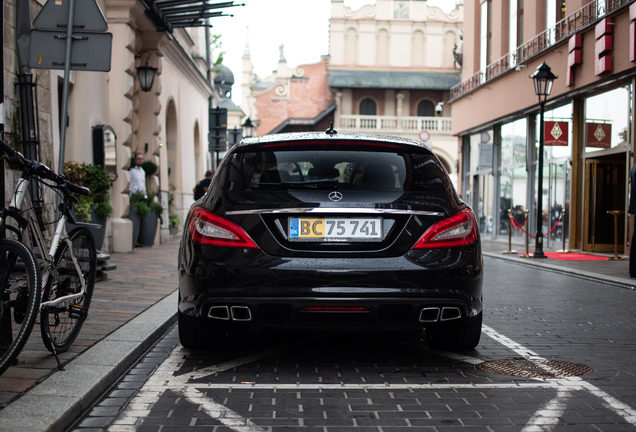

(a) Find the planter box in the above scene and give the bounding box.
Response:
[67,209,107,251]
[138,209,158,246]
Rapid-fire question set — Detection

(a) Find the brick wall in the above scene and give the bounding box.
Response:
[254,57,334,135]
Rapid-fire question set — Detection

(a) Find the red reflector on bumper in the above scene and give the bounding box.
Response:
[301,306,369,312]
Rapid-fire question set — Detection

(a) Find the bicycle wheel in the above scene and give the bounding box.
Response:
[40,227,96,353]
[0,239,41,375]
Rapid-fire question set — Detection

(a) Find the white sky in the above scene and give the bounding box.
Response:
[210,0,458,106]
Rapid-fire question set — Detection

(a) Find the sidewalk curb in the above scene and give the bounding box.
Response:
[483,251,636,289]
[0,289,178,432]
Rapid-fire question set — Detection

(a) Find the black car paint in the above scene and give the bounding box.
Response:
[178,134,483,335]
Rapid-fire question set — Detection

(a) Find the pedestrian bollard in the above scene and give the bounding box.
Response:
[503,209,516,254]
[557,208,569,253]
[519,209,530,258]
[607,210,625,260]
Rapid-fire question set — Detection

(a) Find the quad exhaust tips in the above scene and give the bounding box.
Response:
[208,305,252,321]
[418,307,461,322]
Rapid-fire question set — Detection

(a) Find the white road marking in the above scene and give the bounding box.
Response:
[183,386,266,432]
[109,326,636,431]
[482,324,636,430]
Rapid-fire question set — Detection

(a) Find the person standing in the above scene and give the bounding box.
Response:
[130,152,147,247]
[193,170,213,200]
[130,152,147,199]
[629,163,636,277]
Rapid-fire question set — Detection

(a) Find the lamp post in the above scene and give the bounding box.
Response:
[242,117,256,138]
[530,62,558,258]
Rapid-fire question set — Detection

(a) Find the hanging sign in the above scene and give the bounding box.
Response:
[586,123,612,148]
[544,121,569,146]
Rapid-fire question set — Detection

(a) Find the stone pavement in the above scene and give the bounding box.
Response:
[0,237,180,432]
[480,237,634,287]
[0,234,634,432]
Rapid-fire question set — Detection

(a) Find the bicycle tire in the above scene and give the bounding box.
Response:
[0,239,41,375]
[40,227,96,353]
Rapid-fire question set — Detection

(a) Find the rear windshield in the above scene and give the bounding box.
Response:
[222,144,452,193]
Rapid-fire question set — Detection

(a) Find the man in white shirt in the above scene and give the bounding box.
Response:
[130,152,147,198]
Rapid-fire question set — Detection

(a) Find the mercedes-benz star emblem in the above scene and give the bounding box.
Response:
[328,191,343,202]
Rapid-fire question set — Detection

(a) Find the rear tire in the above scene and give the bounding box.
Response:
[0,239,41,375]
[426,312,482,350]
[40,228,96,353]
[178,309,229,349]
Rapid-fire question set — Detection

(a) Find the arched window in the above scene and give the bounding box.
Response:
[417,100,434,117]
[360,98,377,115]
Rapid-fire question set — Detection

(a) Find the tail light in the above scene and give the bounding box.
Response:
[189,207,258,248]
[412,208,478,249]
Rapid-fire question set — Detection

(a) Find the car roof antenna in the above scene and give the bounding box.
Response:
[325,122,337,136]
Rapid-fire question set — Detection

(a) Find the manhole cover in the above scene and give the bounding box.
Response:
[477,359,594,379]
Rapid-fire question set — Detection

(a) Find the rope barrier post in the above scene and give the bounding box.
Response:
[503,209,516,254]
[607,210,625,260]
[557,208,569,253]
[519,209,530,258]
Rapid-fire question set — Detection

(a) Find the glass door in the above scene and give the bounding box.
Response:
[584,157,627,252]
[546,162,570,249]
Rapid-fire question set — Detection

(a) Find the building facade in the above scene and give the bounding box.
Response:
[452,0,635,254]
[241,43,335,136]
[3,0,232,253]
[328,0,463,183]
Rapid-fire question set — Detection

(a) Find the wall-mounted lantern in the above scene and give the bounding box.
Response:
[135,51,158,93]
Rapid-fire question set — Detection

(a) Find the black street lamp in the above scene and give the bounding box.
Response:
[530,62,558,258]
[135,51,158,93]
[242,117,256,138]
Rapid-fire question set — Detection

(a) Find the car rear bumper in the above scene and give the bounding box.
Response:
[178,247,483,332]
[181,295,482,332]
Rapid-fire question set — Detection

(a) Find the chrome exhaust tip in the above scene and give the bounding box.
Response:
[419,307,441,322]
[208,305,230,320]
[440,307,461,321]
[230,306,252,321]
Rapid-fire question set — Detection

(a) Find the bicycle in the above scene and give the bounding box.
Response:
[0,139,97,375]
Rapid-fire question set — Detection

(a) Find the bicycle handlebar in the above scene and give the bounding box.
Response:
[0,138,90,197]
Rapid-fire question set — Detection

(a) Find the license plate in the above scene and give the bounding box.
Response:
[289,218,383,242]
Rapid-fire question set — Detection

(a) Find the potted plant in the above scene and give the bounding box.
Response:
[128,191,149,248]
[64,161,115,250]
[129,155,161,247]
[169,214,180,235]
[138,194,164,246]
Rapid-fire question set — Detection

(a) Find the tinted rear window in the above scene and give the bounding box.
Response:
[222,144,452,193]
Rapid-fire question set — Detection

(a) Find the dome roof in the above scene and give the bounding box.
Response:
[214,64,234,86]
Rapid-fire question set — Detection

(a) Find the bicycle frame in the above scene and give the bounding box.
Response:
[3,177,87,310]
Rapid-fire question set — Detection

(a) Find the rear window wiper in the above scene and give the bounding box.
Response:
[259,179,339,189]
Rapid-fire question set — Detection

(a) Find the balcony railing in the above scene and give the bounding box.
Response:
[339,115,452,134]
[450,0,635,102]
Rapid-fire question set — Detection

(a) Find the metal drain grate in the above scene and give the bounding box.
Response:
[477,359,594,379]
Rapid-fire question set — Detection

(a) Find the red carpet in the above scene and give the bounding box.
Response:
[535,252,608,261]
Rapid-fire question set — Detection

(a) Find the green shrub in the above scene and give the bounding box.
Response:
[64,161,115,219]
[169,214,180,228]
[130,192,150,220]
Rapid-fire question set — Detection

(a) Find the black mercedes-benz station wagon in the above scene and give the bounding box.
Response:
[178,130,483,350]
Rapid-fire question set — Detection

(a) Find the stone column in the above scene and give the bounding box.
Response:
[396,92,404,133]
[334,92,342,129]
